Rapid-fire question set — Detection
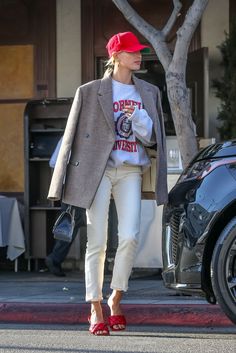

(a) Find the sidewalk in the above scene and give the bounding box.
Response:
[0,270,234,327]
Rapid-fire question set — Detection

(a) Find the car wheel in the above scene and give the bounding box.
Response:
[211,217,236,324]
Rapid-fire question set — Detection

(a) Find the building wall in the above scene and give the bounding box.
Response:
[201,0,229,139]
[56,0,81,97]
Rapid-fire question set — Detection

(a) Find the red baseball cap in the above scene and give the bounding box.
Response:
[106,31,150,58]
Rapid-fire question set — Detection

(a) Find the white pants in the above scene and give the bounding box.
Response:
[85,165,142,302]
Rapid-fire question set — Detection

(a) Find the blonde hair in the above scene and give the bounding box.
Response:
[103,55,116,78]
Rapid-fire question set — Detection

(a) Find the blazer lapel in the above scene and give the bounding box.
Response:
[98,76,115,136]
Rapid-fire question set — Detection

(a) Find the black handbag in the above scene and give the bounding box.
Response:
[52,205,75,242]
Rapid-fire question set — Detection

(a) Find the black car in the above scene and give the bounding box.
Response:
[162,140,236,324]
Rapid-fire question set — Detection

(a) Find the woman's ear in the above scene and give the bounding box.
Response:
[112,54,118,65]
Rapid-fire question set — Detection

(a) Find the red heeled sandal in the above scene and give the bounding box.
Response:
[88,316,110,336]
[108,315,126,331]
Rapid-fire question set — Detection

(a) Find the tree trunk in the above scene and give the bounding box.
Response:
[166,69,198,167]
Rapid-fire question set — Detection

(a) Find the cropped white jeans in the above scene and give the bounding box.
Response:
[85,164,142,302]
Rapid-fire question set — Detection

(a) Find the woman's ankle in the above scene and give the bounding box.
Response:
[90,301,104,323]
[108,290,123,315]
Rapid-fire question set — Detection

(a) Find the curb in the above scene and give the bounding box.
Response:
[0,303,234,327]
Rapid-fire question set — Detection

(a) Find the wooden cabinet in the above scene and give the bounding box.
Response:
[24,98,73,260]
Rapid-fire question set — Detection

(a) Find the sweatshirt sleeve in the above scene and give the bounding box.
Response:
[130,106,156,146]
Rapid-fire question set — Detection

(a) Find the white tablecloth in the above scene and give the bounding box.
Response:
[0,197,25,260]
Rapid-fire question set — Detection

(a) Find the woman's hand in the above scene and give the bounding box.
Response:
[123,105,135,118]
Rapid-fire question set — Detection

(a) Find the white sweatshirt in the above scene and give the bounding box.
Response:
[107,79,154,168]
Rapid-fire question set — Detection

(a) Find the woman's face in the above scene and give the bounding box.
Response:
[115,51,142,71]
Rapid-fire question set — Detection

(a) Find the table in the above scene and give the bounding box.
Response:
[0,197,25,270]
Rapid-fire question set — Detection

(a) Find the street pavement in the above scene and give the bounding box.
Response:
[0,269,234,327]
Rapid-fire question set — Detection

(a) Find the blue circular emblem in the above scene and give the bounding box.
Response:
[115,113,133,139]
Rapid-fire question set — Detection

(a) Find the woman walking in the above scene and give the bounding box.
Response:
[48,31,168,335]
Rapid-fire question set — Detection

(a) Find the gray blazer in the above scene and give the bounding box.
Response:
[47,75,168,209]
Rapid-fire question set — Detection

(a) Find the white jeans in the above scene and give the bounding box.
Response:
[85,164,142,302]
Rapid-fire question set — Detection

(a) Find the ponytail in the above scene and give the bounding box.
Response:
[103,56,115,78]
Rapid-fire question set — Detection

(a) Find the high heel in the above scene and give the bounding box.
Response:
[108,315,126,331]
[88,316,110,336]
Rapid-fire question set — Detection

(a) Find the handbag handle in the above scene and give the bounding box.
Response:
[66,205,75,218]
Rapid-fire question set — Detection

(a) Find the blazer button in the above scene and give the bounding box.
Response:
[86,133,90,138]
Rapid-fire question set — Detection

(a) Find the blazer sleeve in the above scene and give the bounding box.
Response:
[156,87,167,154]
[155,86,168,205]
[47,87,82,200]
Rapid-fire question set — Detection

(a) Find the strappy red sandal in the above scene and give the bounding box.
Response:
[88,316,110,336]
[108,315,126,331]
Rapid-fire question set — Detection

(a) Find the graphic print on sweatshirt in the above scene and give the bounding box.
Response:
[115,112,132,139]
[108,79,146,167]
[114,82,141,147]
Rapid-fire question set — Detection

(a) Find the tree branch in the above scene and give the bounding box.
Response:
[162,0,182,38]
[112,0,172,70]
[173,0,209,68]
